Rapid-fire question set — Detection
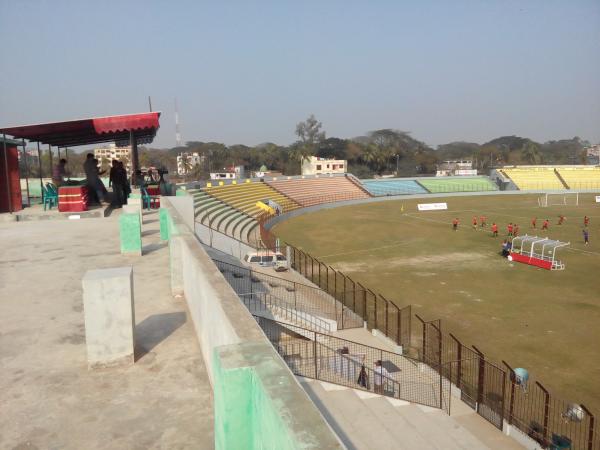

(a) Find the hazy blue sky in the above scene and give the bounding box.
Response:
[1,0,599,149]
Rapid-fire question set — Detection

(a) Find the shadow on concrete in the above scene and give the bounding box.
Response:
[135,312,186,361]
[142,242,168,255]
[142,229,159,237]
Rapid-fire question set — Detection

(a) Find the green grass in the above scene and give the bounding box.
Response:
[273,193,600,413]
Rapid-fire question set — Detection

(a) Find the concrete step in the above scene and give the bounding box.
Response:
[393,402,488,450]
[359,395,436,450]
[300,380,373,450]
[419,406,491,450]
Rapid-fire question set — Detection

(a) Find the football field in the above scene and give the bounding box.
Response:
[272,193,600,413]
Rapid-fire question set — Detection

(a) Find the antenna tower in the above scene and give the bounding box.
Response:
[175,98,182,147]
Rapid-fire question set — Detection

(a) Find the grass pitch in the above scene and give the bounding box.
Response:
[273,193,600,413]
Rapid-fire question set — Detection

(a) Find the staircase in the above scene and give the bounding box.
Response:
[299,378,524,450]
[554,168,571,189]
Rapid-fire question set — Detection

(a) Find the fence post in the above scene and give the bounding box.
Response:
[502,360,516,426]
[415,314,426,360]
[450,333,462,389]
[351,279,356,313]
[472,345,485,410]
[318,261,321,288]
[536,381,550,444]
[250,268,253,295]
[373,292,378,330]
[396,304,401,345]
[580,404,595,450]
[313,331,318,379]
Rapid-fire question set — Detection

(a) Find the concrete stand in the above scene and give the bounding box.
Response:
[119,211,142,255]
[82,267,135,368]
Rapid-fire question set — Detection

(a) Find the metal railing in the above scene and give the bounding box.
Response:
[212,258,364,329]
[239,292,332,334]
[256,316,449,412]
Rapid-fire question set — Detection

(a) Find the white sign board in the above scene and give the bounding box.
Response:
[417,202,448,211]
[595,196,600,203]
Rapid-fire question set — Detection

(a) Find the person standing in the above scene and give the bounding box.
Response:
[531,217,537,229]
[491,223,498,237]
[480,215,487,229]
[472,216,478,231]
[583,228,589,246]
[374,360,390,394]
[452,218,459,231]
[507,223,513,237]
[584,216,590,227]
[513,224,520,237]
[558,214,565,225]
[109,160,127,208]
[83,153,107,204]
[542,219,549,231]
[52,158,67,187]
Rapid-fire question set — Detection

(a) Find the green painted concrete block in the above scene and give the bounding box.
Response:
[159,208,169,241]
[119,212,142,255]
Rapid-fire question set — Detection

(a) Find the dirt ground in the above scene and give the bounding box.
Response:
[273,193,600,415]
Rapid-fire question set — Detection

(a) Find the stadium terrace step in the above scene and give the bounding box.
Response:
[361,178,429,196]
[416,176,498,193]
[267,176,370,207]
[500,167,564,190]
[299,379,496,450]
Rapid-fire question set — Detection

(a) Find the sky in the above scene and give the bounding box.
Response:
[1,0,599,149]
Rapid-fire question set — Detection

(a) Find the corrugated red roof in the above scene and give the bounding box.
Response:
[0,112,161,147]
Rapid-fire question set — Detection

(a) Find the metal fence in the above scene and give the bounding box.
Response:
[285,245,412,347]
[415,315,598,449]
[256,316,450,413]
[211,258,363,329]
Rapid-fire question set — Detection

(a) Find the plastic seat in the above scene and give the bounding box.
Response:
[43,183,59,210]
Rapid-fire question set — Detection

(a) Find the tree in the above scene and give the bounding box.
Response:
[293,114,325,163]
[521,141,542,164]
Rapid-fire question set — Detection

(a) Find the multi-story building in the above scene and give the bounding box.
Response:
[94,144,131,173]
[301,156,346,175]
[177,152,204,175]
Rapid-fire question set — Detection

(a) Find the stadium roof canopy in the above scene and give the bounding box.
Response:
[0,112,161,147]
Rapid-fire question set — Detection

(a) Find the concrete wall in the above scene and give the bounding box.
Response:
[161,199,343,450]
[194,221,256,259]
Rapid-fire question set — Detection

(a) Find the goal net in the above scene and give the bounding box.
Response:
[538,193,579,207]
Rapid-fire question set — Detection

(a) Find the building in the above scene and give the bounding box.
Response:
[94,143,131,173]
[177,152,204,175]
[435,160,477,177]
[301,156,346,176]
[210,165,245,180]
[585,144,600,165]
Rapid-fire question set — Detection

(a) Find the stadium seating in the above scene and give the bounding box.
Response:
[361,179,428,196]
[417,176,498,193]
[267,175,370,207]
[204,181,301,217]
[500,167,565,190]
[556,167,600,190]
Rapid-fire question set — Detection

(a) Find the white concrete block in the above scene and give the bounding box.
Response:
[82,267,135,368]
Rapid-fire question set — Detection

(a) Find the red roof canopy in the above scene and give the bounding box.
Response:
[0,112,161,147]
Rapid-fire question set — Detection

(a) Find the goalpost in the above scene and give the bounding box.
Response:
[538,192,579,207]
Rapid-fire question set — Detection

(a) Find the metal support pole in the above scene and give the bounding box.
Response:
[580,404,595,450]
[65,147,69,162]
[2,133,12,213]
[36,142,43,202]
[130,130,139,187]
[313,332,318,379]
[502,360,516,425]
[450,333,463,388]
[21,139,30,206]
[473,345,485,410]
[536,381,550,444]
[47,144,52,179]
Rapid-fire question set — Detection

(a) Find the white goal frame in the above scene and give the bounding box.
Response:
[538,192,579,207]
